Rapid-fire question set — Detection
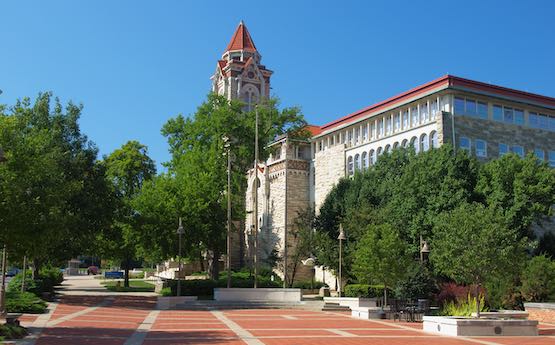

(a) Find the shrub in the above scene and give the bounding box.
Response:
[8,266,63,297]
[160,287,172,296]
[166,272,281,296]
[344,284,390,298]
[0,324,28,340]
[520,255,555,302]
[5,291,48,314]
[440,293,487,316]
[394,264,436,300]
[292,280,325,289]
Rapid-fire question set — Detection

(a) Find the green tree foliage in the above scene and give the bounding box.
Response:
[134,94,306,279]
[520,255,555,302]
[101,140,155,287]
[352,223,411,305]
[477,153,555,238]
[431,203,526,317]
[0,93,112,270]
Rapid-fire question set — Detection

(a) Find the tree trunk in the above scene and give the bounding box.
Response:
[32,258,41,279]
[208,249,220,281]
[476,283,481,318]
[199,252,205,272]
[124,257,130,288]
[384,287,388,308]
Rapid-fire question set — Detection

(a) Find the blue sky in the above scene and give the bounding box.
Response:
[1,0,554,168]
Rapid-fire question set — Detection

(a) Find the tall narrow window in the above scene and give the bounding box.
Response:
[431,131,439,148]
[411,107,418,126]
[539,114,549,129]
[362,125,368,141]
[477,102,488,119]
[504,107,514,123]
[394,114,401,131]
[511,145,524,158]
[534,148,545,162]
[411,137,419,153]
[459,137,471,152]
[378,119,384,137]
[354,127,360,144]
[347,156,354,176]
[421,103,429,123]
[386,117,392,135]
[475,140,487,157]
[529,112,539,128]
[369,150,375,165]
[421,134,429,152]
[493,105,503,122]
[466,99,477,116]
[431,100,439,119]
[454,97,465,115]
[403,110,409,129]
[362,152,368,169]
[499,143,508,156]
[514,109,524,125]
[354,154,361,171]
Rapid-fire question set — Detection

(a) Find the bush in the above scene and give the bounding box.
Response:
[344,284,390,298]
[292,280,325,289]
[394,264,436,300]
[520,255,555,302]
[8,266,63,297]
[166,272,281,296]
[0,324,28,340]
[5,291,48,314]
[160,287,172,296]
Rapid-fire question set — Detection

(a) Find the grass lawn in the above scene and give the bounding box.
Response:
[101,280,155,292]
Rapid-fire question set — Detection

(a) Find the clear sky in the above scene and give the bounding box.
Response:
[2,0,554,169]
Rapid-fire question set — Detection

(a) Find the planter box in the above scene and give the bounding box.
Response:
[423,316,538,337]
[214,288,302,302]
[471,310,528,319]
[323,297,378,309]
[157,296,198,310]
[351,307,385,319]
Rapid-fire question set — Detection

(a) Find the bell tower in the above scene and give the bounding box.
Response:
[211,21,273,109]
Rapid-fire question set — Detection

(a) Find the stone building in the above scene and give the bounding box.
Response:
[213,22,555,284]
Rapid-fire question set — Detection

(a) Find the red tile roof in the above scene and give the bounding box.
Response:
[225,21,257,53]
[305,125,322,136]
[319,75,555,133]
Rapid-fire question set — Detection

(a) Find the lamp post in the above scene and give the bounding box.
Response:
[222,135,232,289]
[420,235,430,263]
[0,148,6,317]
[176,218,184,296]
[337,224,346,298]
[253,106,259,288]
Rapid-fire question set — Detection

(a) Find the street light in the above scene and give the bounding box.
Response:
[176,218,185,296]
[0,148,6,316]
[222,135,233,289]
[420,235,430,263]
[337,224,346,298]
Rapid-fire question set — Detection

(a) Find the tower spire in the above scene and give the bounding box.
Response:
[225,20,257,53]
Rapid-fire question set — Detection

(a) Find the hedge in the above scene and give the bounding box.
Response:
[166,272,281,296]
[5,291,48,314]
[344,284,391,298]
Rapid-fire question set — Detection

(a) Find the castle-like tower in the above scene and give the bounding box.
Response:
[211,21,273,109]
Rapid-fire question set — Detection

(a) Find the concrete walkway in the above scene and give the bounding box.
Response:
[57,275,158,297]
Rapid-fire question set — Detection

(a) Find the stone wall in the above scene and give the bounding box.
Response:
[314,144,346,212]
[525,303,555,323]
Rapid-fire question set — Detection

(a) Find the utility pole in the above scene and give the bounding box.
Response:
[253,106,259,288]
[283,140,288,288]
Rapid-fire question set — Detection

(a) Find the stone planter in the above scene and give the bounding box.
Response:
[214,288,302,302]
[351,307,386,319]
[323,297,378,309]
[423,316,538,337]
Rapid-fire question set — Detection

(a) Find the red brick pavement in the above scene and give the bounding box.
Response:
[19,297,555,345]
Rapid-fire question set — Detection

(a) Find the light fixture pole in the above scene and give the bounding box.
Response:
[283,140,288,288]
[253,106,259,288]
[337,224,346,298]
[420,235,430,263]
[176,218,184,296]
[21,256,27,293]
[0,149,7,317]
[223,135,232,289]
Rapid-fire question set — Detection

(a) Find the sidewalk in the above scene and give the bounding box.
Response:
[57,275,158,297]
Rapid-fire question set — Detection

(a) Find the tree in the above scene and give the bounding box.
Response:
[352,223,411,306]
[135,94,306,280]
[520,255,555,302]
[101,140,155,287]
[0,93,112,273]
[431,203,527,317]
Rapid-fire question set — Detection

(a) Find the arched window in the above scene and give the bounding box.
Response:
[431,131,439,149]
[354,154,361,171]
[362,152,368,169]
[347,156,354,176]
[402,139,408,148]
[421,134,429,152]
[369,150,375,165]
[384,144,391,153]
[410,137,419,153]
[377,147,383,156]
[393,142,399,150]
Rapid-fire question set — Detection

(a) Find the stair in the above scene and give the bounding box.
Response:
[173,300,324,311]
[321,301,351,312]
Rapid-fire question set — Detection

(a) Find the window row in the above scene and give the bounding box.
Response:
[459,137,555,166]
[454,96,555,131]
[347,131,440,175]
[316,97,442,154]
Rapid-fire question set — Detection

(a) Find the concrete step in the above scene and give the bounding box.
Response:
[322,302,351,312]
[173,300,324,311]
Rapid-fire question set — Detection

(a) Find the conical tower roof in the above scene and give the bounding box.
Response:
[225,20,257,53]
